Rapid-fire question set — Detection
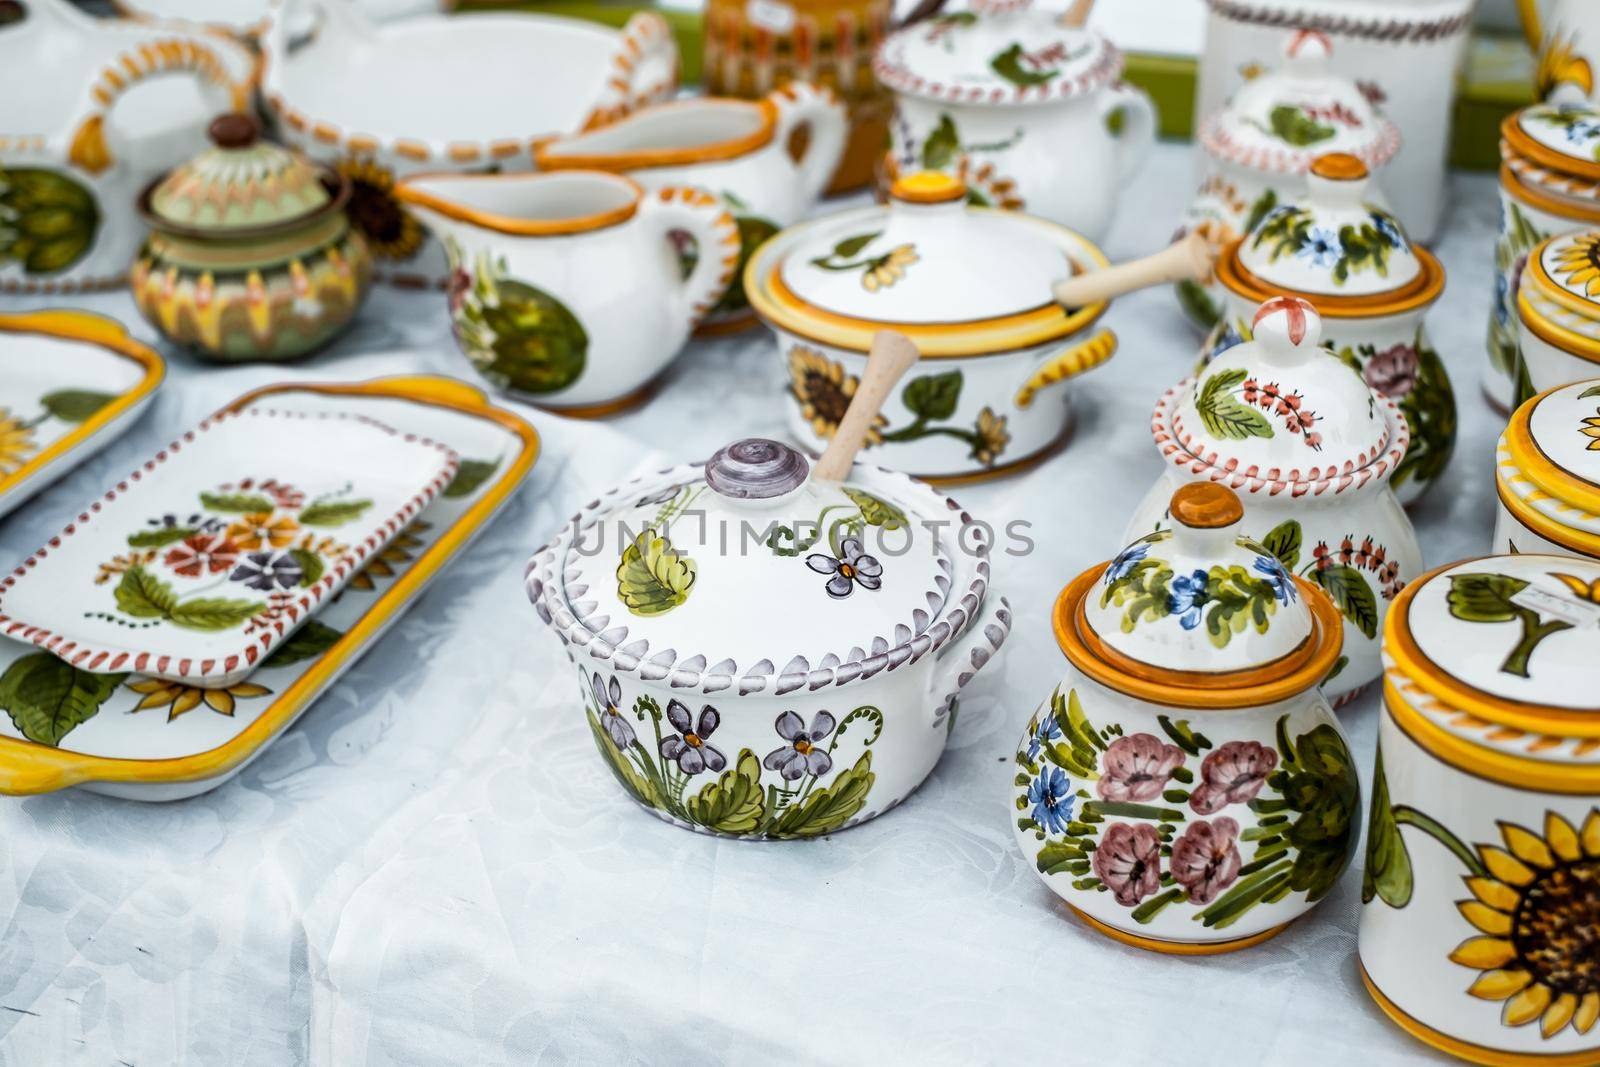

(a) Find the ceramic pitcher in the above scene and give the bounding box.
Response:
[395,170,739,416]
[1520,0,1600,100]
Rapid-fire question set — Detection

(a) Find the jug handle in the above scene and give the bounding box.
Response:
[927,594,1011,730]
[582,12,679,131]
[64,37,248,177]
[769,83,850,208]
[642,186,742,330]
[1099,81,1157,186]
[1517,0,1542,49]
[1013,329,1116,408]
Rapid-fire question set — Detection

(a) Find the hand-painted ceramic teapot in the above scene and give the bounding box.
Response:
[873,0,1156,242]
[1205,153,1453,506]
[1495,377,1600,562]
[1126,295,1423,708]
[132,113,372,362]
[1012,480,1357,954]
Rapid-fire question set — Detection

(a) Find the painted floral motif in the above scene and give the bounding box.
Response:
[805,537,883,599]
[1552,232,1600,298]
[1331,329,1457,495]
[1445,570,1598,678]
[164,533,240,577]
[788,346,886,444]
[1193,366,1321,449]
[879,368,1010,467]
[0,409,35,475]
[892,112,1025,210]
[446,239,588,397]
[1258,518,1392,640]
[765,710,837,780]
[660,700,727,775]
[1251,101,1363,147]
[1100,531,1295,649]
[335,156,423,262]
[0,389,117,478]
[230,551,303,591]
[591,671,635,750]
[1016,687,1358,929]
[1490,200,1551,386]
[346,519,431,592]
[615,482,701,618]
[988,40,1089,89]
[1582,386,1600,451]
[0,165,101,275]
[764,485,907,583]
[1251,203,1408,285]
[1531,105,1600,161]
[809,230,918,292]
[126,677,272,721]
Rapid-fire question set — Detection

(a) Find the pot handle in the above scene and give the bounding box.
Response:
[1099,81,1157,186]
[769,82,849,209]
[640,185,741,330]
[1014,329,1116,408]
[928,594,1011,728]
[582,12,679,131]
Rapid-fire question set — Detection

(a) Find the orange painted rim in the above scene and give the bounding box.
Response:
[1503,109,1600,186]
[536,98,778,173]
[1496,475,1600,556]
[1504,382,1600,513]
[537,375,660,419]
[1501,162,1600,224]
[1516,286,1600,366]
[394,170,642,237]
[1523,237,1600,323]
[889,171,967,204]
[1217,238,1445,318]
[1065,901,1293,955]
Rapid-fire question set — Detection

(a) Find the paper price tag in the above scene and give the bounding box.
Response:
[746,0,795,34]
[1511,584,1600,629]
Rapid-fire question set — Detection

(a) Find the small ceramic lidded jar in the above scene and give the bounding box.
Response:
[1129,296,1423,708]
[1515,228,1600,405]
[1177,29,1400,332]
[1012,481,1357,954]
[1360,553,1600,1067]
[1495,378,1600,562]
[1209,152,1453,506]
[132,113,372,362]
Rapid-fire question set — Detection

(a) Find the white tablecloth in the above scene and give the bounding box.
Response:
[0,143,1500,1065]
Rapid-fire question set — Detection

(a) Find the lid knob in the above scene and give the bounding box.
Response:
[1307,151,1372,210]
[889,171,968,206]
[1251,295,1322,365]
[1168,481,1245,559]
[705,438,810,500]
[1283,29,1332,75]
[208,112,261,150]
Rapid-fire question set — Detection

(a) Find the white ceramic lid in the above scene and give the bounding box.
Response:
[1199,30,1400,175]
[1523,230,1600,328]
[1172,296,1391,475]
[1504,102,1600,185]
[1085,481,1312,674]
[873,0,1121,107]
[1236,154,1419,298]
[147,113,332,232]
[1498,378,1600,541]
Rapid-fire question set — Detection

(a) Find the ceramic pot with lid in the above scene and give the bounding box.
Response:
[1516,226,1600,406]
[1359,553,1600,1067]
[873,0,1156,243]
[1127,296,1423,708]
[132,114,373,362]
[1176,29,1400,332]
[1011,480,1357,953]
[1205,153,1453,506]
[1495,377,1600,563]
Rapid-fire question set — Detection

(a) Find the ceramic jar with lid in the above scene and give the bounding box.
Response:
[131,113,373,362]
[1206,153,1453,506]
[1127,296,1423,708]
[524,437,1011,838]
[1359,553,1600,1067]
[1011,480,1357,954]
[1176,29,1400,332]
[1516,227,1600,405]
[873,0,1156,242]
[1494,378,1600,562]
[746,170,1117,482]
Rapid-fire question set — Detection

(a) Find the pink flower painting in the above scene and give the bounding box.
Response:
[1097,733,1185,803]
[1189,740,1279,815]
[1168,817,1243,904]
[1091,822,1164,907]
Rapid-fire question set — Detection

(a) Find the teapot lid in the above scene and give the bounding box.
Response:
[1200,30,1399,176]
[1502,102,1600,186]
[1500,377,1600,526]
[147,113,335,233]
[873,0,1121,108]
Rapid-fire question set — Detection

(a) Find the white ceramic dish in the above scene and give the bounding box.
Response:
[111,0,440,38]
[0,375,538,801]
[0,311,165,521]
[0,407,458,687]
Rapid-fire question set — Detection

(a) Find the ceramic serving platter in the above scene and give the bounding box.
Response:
[0,376,538,800]
[0,406,459,688]
[0,311,165,521]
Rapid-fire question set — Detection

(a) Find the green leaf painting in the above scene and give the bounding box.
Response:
[126,526,195,549]
[922,114,961,169]
[1194,369,1274,441]
[115,566,177,618]
[0,166,101,275]
[199,491,276,514]
[841,488,907,530]
[1269,717,1360,902]
[616,528,697,617]
[1260,519,1302,570]
[1361,745,1414,907]
[288,547,325,588]
[39,390,115,423]
[0,653,126,747]
[1267,104,1335,146]
[684,750,767,835]
[902,371,962,421]
[299,499,373,527]
[1447,572,1575,677]
[989,42,1058,87]
[262,620,343,669]
[442,458,501,499]
[769,751,875,838]
[1310,564,1379,640]
[168,597,265,632]
[449,241,588,396]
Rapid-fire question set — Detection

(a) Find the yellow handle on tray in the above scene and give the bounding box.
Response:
[1015,329,1117,408]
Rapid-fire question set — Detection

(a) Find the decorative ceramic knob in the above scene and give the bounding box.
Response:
[1282,28,1332,77]
[1250,295,1321,364]
[1168,481,1245,558]
[1306,152,1369,209]
[889,171,968,206]
[704,438,810,500]
[208,112,260,150]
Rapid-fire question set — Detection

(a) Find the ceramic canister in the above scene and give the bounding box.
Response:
[1494,377,1600,563]
[1359,553,1600,1067]
[524,437,1010,839]
[1177,29,1400,333]
[1128,296,1423,709]
[1206,152,1453,507]
[1516,226,1600,407]
[1012,480,1356,954]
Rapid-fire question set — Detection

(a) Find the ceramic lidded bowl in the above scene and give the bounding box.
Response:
[1359,553,1600,1067]
[1494,378,1600,563]
[1515,227,1600,406]
[1207,153,1453,506]
[1128,296,1423,708]
[132,114,372,362]
[524,438,1011,839]
[1176,29,1399,332]
[873,0,1155,243]
[1012,480,1356,953]
[745,170,1115,482]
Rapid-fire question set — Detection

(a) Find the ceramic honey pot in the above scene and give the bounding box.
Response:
[1128,296,1423,709]
[1176,29,1400,333]
[1515,227,1600,406]
[394,170,739,416]
[132,114,373,362]
[1205,153,1453,507]
[1359,552,1600,1067]
[1012,480,1356,954]
[1495,378,1600,563]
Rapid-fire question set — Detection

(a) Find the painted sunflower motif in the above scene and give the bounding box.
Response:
[345,521,429,591]
[787,346,886,444]
[862,244,918,292]
[0,408,36,475]
[1450,811,1600,1039]
[335,157,424,262]
[971,406,1010,467]
[1582,413,1600,451]
[1552,233,1600,298]
[127,678,273,721]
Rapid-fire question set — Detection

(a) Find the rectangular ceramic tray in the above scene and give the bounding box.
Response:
[0,310,165,521]
[0,376,538,800]
[0,406,460,687]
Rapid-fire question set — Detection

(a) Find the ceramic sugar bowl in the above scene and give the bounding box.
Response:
[132,114,373,362]
[1515,227,1600,406]
[874,0,1156,242]
[1360,553,1600,1067]
[1176,30,1400,332]
[1012,481,1356,954]
[1207,153,1453,506]
[1129,296,1423,708]
[1494,378,1600,563]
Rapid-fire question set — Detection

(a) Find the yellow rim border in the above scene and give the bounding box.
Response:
[1496,476,1600,557]
[1065,901,1292,955]
[1524,241,1600,323]
[1501,163,1600,224]
[1503,110,1600,186]
[1517,285,1600,365]
[536,98,777,172]
[1361,958,1600,1066]
[1505,381,1600,513]
[0,375,539,795]
[1216,239,1445,318]
[394,171,643,237]
[0,310,166,506]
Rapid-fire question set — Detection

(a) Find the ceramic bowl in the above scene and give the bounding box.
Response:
[1359,553,1600,1067]
[524,438,1011,839]
[1516,226,1600,405]
[1494,377,1600,562]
